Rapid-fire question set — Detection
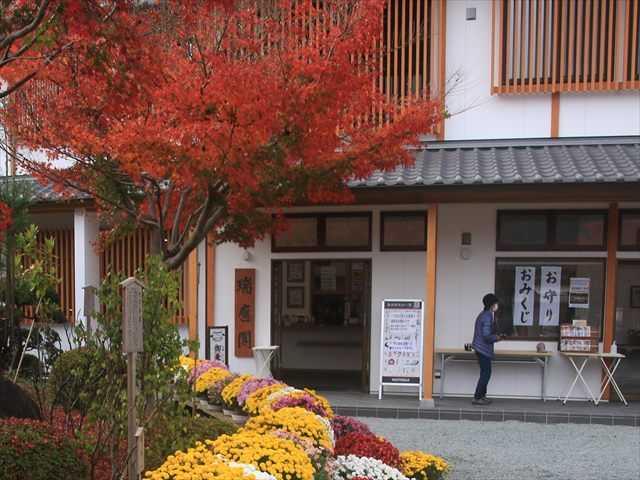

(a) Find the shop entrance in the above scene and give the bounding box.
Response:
[271,260,371,391]
[615,261,640,401]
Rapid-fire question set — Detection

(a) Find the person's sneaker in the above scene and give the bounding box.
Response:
[482,397,493,404]
[471,398,489,405]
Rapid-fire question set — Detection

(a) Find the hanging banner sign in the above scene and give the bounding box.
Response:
[539,266,562,326]
[569,277,591,309]
[379,300,423,399]
[235,269,256,358]
[514,266,536,326]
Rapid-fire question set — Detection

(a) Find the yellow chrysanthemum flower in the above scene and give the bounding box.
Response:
[400,450,450,480]
[244,383,289,415]
[144,441,257,480]
[211,431,314,480]
[243,407,333,450]
[194,367,231,393]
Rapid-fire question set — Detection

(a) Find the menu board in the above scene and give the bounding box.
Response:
[379,300,423,397]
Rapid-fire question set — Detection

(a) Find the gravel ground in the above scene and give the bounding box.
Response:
[359,417,640,480]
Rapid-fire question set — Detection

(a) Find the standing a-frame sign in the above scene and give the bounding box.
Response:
[379,299,424,400]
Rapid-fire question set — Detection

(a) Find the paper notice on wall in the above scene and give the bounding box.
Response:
[320,265,337,291]
[569,277,590,308]
[514,266,536,326]
[539,266,562,326]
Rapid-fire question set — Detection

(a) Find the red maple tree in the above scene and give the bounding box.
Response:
[0,1,132,99]
[4,0,440,269]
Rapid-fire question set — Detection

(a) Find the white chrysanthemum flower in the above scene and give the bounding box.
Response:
[228,461,277,479]
[332,455,409,480]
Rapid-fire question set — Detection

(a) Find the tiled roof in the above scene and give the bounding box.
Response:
[349,136,640,188]
[5,137,639,204]
[0,176,89,202]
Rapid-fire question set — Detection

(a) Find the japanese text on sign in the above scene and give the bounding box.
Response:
[539,266,562,326]
[569,277,591,309]
[380,300,423,385]
[514,266,535,326]
[235,269,255,358]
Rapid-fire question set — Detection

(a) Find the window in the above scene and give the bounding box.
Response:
[495,258,605,340]
[380,211,427,251]
[272,213,371,252]
[492,0,640,93]
[497,212,548,250]
[497,210,607,251]
[273,217,319,250]
[620,210,640,250]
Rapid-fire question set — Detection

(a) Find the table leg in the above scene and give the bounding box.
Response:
[562,357,595,404]
[596,358,628,406]
[439,353,446,400]
[541,357,548,401]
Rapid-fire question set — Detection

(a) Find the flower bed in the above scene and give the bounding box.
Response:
[145,357,450,480]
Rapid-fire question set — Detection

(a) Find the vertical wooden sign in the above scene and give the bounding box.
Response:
[235,268,255,358]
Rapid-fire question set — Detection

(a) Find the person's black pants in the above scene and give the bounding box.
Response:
[474,353,492,400]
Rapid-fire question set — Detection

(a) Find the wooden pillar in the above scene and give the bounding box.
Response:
[602,202,619,400]
[186,248,199,349]
[437,0,447,140]
[550,92,560,137]
[421,204,438,407]
[206,232,216,328]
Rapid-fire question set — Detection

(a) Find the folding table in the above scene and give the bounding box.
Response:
[559,352,628,406]
[436,348,552,400]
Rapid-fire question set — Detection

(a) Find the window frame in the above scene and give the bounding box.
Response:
[272,212,372,253]
[618,209,640,251]
[380,210,428,252]
[494,256,606,342]
[496,209,608,252]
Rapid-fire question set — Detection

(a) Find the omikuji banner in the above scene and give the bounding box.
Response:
[539,266,562,326]
[514,266,535,326]
[380,300,423,385]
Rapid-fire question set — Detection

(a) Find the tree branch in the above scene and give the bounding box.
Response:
[0,0,52,52]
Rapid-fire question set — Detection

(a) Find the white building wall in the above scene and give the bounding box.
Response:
[433,202,627,400]
[444,0,640,141]
[208,201,639,400]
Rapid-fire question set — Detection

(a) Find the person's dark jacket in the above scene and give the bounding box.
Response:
[472,310,498,358]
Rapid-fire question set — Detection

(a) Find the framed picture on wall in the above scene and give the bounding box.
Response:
[287,286,305,308]
[287,261,305,282]
[206,326,228,365]
[631,286,640,309]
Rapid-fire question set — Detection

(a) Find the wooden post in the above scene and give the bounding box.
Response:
[127,352,137,480]
[121,277,144,480]
[186,249,199,347]
[602,203,619,401]
[421,205,438,408]
[550,92,560,137]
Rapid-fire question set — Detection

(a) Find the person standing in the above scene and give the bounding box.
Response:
[471,293,504,405]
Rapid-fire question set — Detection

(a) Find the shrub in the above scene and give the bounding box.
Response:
[334,432,400,468]
[0,417,87,480]
[48,348,95,414]
[144,413,237,471]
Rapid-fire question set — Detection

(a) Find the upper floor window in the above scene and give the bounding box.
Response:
[380,211,427,251]
[273,213,371,252]
[620,210,640,250]
[497,210,607,251]
[492,0,640,94]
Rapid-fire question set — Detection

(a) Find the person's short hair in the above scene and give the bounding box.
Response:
[482,293,499,310]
